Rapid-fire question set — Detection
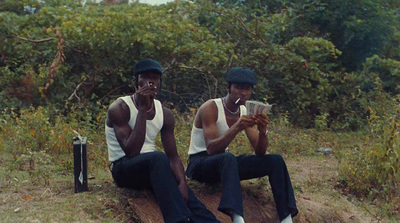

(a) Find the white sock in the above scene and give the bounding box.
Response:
[281,214,292,223]
[231,212,245,223]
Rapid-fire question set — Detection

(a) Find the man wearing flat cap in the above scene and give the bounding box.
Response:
[106,59,219,223]
[186,67,298,223]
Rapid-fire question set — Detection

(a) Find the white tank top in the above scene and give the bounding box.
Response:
[188,98,246,155]
[106,96,164,162]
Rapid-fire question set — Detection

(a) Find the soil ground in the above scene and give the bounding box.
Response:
[110,155,381,223]
[0,154,390,223]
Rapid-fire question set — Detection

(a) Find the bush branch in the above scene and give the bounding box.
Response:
[67,82,85,101]
[234,15,265,44]
[13,35,55,43]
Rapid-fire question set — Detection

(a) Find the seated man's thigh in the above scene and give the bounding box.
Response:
[237,154,284,180]
[113,151,168,189]
[193,153,238,184]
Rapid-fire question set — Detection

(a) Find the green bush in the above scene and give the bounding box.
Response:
[0,0,24,15]
[1,0,399,130]
[0,106,108,185]
[338,99,400,218]
[363,55,400,96]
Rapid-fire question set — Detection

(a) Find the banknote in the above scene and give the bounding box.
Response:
[245,100,272,116]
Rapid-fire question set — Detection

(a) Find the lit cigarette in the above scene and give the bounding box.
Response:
[235,98,240,104]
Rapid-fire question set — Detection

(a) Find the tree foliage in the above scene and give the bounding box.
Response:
[1,1,400,217]
[0,0,399,129]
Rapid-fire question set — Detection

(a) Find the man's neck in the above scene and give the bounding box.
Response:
[222,96,240,115]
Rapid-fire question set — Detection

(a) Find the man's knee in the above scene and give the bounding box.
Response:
[219,153,238,167]
[268,154,286,167]
[220,152,237,161]
[150,151,169,165]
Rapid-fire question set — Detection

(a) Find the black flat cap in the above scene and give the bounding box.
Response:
[134,59,162,76]
[226,67,257,85]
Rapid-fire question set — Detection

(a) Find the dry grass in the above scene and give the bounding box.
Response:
[286,155,377,223]
[0,165,123,222]
[0,151,394,223]
[0,113,398,222]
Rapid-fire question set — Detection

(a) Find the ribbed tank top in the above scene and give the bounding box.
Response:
[188,98,246,155]
[106,96,164,162]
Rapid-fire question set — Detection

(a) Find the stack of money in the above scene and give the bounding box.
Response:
[245,100,272,116]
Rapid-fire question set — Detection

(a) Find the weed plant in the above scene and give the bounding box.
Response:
[1,104,399,221]
[338,99,400,220]
[0,106,108,187]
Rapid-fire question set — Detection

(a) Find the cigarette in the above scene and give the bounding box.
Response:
[147,81,156,88]
[235,98,240,104]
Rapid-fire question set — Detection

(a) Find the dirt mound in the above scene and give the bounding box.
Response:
[127,189,374,223]
[117,156,379,223]
[128,187,280,223]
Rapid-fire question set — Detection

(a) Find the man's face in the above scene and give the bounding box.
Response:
[137,72,161,94]
[229,83,253,103]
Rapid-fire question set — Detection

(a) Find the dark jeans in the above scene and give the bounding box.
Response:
[186,151,298,221]
[111,151,220,223]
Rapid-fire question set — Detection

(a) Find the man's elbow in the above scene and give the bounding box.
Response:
[255,151,266,156]
[254,148,267,156]
[206,145,215,155]
[206,146,223,156]
[125,152,137,158]
[206,150,215,155]
[123,148,140,158]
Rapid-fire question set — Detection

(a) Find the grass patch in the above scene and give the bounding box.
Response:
[0,106,399,222]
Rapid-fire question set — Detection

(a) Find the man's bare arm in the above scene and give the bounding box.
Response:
[200,100,255,155]
[107,98,147,157]
[161,107,188,201]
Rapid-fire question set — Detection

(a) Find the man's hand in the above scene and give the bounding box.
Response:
[135,84,157,111]
[235,115,256,131]
[244,113,269,155]
[178,181,189,202]
[254,114,269,134]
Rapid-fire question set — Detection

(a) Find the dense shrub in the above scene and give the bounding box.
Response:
[0,0,399,129]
